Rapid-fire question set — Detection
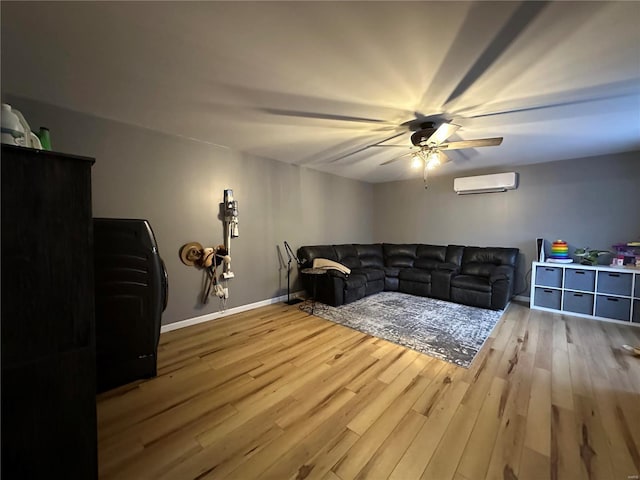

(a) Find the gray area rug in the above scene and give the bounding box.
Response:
[313,291,504,368]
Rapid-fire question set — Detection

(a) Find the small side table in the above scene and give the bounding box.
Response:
[301,267,327,315]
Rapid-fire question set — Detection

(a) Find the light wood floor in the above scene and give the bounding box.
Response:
[97,301,640,480]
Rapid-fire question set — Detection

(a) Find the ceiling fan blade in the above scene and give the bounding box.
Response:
[371,144,412,148]
[380,151,412,166]
[260,107,396,126]
[426,123,460,146]
[439,137,503,150]
[326,131,408,164]
[438,151,451,165]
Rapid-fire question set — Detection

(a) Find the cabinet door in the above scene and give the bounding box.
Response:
[1,348,97,478]
[1,148,94,366]
[1,146,97,480]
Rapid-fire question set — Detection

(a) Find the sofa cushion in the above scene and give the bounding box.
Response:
[451,287,491,309]
[451,275,492,293]
[414,244,446,270]
[297,245,337,269]
[383,244,418,268]
[460,247,518,277]
[365,279,385,296]
[352,268,385,282]
[446,245,465,266]
[399,268,432,283]
[333,244,361,269]
[355,244,384,268]
[383,266,402,278]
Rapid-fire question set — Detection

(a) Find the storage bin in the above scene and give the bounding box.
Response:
[564,268,595,292]
[595,295,631,321]
[562,292,594,316]
[534,287,562,310]
[536,266,563,288]
[597,271,632,296]
[633,299,640,324]
[634,275,640,297]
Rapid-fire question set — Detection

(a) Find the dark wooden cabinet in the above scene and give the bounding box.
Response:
[1,145,97,479]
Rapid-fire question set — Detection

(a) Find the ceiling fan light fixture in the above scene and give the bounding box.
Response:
[426,151,441,169]
[410,153,423,169]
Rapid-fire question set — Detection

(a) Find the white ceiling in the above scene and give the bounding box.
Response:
[2,1,639,183]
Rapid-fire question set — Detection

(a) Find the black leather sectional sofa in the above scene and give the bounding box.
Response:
[297,243,519,310]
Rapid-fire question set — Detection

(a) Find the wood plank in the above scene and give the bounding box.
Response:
[551,346,574,411]
[534,314,554,371]
[572,393,615,480]
[388,378,470,480]
[524,367,552,457]
[550,404,582,480]
[355,409,426,480]
[333,357,432,478]
[285,429,360,480]
[567,341,594,398]
[346,355,430,436]
[519,447,551,480]
[217,388,357,479]
[587,370,640,479]
[482,310,536,480]
[420,404,478,480]
[455,377,507,479]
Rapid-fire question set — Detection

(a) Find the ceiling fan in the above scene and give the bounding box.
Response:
[368,120,502,188]
[374,121,502,167]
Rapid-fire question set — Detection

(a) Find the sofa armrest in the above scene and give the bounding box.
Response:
[431,269,456,301]
[489,265,516,309]
[326,269,348,279]
[437,262,460,273]
[489,265,513,284]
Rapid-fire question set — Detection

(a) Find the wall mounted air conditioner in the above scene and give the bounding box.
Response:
[453,172,518,195]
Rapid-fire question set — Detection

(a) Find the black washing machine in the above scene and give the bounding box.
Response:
[93,218,168,393]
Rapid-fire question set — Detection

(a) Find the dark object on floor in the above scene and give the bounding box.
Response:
[94,218,168,393]
[1,145,98,479]
[284,240,303,305]
[297,243,519,310]
[315,291,504,367]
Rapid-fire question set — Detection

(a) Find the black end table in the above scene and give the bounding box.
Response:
[301,267,328,315]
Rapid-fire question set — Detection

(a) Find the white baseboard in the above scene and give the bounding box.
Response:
[161,290,306,333]
[513,295,530,303]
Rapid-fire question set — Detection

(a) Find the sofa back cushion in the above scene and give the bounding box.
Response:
[383,244,418,268]
[297,245,337,269]
[446,245,465,266]
[414,244,446,270]
[460,247,519,277]
[334,244,362,269]
[355,244,384,268]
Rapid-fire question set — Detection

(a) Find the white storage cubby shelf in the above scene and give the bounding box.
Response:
[530,261,640,326]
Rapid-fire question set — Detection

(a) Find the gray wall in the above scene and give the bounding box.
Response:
[5,95,374,325]
[5,95,639,321]
[373,152,640,295]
